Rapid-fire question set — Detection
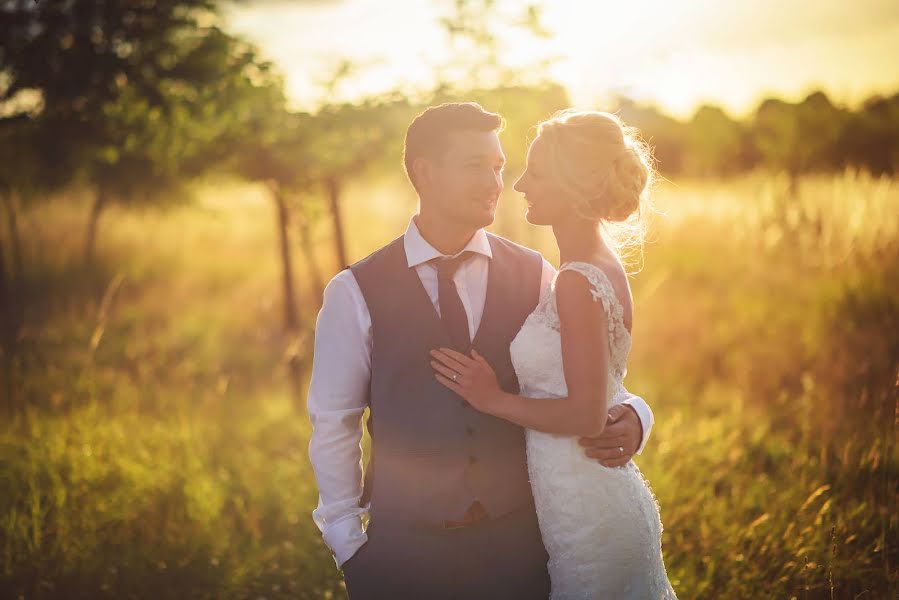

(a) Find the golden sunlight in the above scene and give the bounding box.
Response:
[224,0,899,117]
[3,0,898,598]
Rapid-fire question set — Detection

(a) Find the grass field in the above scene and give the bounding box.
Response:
[2,170,897,599]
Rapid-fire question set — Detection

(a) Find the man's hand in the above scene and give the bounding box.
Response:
[577,404,643,467]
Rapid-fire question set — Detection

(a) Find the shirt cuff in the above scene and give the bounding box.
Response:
[322,514,368,569]
[621,396,654,455]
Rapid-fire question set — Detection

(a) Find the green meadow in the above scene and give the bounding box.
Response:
[2,170,897,599]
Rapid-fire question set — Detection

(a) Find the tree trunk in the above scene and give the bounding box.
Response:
[1,191,24,288]
[270,182,304,408]
[0,191,24,342]
[0,190,23,413]
[271,183,299,332]
[0,239,16,413]
[782,170,801,237]
[325,176,349,271]
[297,212,325,309]
[84,186,107,266]
[787,170,800,199]
[0,238,9,346]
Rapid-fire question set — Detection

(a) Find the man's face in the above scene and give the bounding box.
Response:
[419,130,505,230]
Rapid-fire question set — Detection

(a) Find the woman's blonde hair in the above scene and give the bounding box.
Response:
[536,109,656,268]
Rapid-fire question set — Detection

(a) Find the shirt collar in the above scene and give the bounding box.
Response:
[403,216,493,268]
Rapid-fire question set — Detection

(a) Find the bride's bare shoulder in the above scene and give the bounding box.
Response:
[584,257,634,333]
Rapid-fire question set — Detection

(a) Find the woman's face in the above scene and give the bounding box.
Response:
[513,137,572,226]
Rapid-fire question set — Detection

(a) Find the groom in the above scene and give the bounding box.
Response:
[307,102,655,599]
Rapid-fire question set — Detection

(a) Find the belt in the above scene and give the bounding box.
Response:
[441,499,490,529]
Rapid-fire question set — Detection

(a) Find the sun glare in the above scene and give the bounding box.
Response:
[224,0,899,117]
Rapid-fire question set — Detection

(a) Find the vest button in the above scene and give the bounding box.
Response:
[465,426,474,436]
[469,455,477,465]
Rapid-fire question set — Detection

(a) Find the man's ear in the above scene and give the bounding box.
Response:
[412,156,432,190]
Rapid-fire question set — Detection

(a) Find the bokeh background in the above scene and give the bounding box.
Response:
[1,1,897,598]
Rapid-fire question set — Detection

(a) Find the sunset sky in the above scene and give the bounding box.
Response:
[223,0,899,119]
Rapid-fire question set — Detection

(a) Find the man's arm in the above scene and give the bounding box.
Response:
[621,391,654,454]
[307,271,372,568]
[578,389,655,467]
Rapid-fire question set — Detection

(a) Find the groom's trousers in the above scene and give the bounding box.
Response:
[341,503,550,600]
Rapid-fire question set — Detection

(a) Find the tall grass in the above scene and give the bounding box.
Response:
[1,170,896,598]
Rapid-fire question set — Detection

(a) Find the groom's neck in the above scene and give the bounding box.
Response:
[415,211,477,257]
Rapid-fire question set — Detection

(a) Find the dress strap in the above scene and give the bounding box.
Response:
[555,262,627,338]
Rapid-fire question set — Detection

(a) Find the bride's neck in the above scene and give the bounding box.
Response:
[553,218,606,264]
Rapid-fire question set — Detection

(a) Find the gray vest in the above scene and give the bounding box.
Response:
[350,232,544,526]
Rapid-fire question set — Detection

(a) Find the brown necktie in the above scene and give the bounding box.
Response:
[432,251,476,351]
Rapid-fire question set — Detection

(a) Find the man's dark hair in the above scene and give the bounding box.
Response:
[403,102,504,192]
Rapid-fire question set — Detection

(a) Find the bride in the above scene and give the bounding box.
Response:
[430,109,677,599]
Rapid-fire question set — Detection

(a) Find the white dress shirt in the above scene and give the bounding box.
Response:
[307,217,655,568]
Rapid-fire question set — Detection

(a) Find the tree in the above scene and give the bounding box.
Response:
[219,89,320,407]
[687,105,750,176]
[0,117,40,347]
[228,106,305,326]
[0,112,79,412]
[1,2,295,410]
[842,93,899,176]
[614,97,689,175]
[0,1,262,263]
[435,0,557,90]
[308,96,413,272]
[752,91,848,196]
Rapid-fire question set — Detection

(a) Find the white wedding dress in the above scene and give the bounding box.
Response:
[511,262,677,599]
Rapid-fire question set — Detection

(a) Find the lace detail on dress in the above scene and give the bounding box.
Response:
[556,261,632,381]
[510,261,677,599]
[527,278,560,330]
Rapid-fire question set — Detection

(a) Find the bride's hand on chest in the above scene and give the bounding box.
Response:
[429,348,504,413]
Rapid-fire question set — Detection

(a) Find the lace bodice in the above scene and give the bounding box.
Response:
[511,261,632,402]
